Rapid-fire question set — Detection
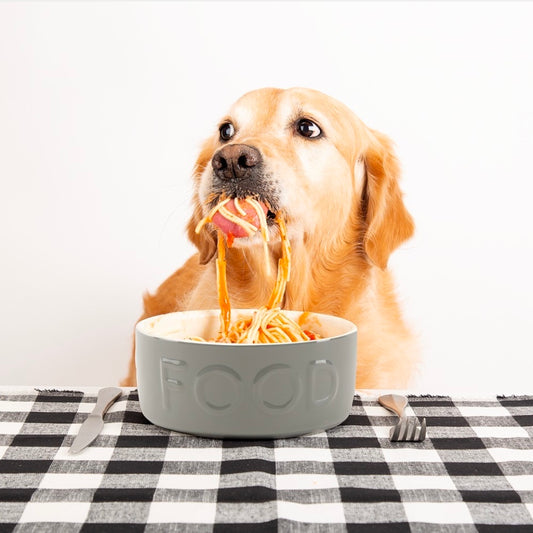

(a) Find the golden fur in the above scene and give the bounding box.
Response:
[122,87,417,389]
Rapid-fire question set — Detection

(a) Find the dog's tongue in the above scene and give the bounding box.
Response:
[212,199,268,243]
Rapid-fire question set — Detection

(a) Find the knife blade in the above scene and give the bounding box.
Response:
[69,387,122,454]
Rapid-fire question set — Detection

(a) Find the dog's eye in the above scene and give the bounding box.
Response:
[296,119,322,139]
[219,122,235,141]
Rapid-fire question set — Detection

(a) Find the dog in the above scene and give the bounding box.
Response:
[122,87,417,389]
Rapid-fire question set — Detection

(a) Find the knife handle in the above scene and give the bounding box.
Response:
[92,387,123,418]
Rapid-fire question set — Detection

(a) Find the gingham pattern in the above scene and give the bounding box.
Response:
[1,388,532,532]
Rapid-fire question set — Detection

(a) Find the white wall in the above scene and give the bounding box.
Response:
[1,1,532,392]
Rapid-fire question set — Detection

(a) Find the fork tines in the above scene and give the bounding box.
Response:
[390,417,427,442]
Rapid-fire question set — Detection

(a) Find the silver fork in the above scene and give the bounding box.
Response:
[378,394,426,442]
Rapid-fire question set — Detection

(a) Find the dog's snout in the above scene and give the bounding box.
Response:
[212,144,262,180]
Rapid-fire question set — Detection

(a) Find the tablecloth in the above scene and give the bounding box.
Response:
[1,387,532,532]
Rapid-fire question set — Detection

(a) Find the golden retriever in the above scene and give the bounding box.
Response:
[122,87,417,389]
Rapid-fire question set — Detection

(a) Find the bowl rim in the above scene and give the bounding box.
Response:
[136,308,357,346]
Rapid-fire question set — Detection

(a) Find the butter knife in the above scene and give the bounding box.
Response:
[69,387,122,454]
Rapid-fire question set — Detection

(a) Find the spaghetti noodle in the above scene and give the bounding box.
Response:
[194,196,318,343]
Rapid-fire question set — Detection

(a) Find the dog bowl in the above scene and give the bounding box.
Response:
[135,309,357,438]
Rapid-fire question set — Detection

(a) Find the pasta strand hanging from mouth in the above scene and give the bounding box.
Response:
[216,229,231,338]
[243,197,271,275]
[266,215,290,310]
[194,197,318,343]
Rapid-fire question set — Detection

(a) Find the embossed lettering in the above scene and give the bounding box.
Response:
[194,365,243,414]
[252,364,301,413]
[309,359,338,406]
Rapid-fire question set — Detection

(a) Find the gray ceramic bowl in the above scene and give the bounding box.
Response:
[135,309,357,438]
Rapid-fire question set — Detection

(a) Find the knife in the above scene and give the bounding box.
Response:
[69,387,122,454]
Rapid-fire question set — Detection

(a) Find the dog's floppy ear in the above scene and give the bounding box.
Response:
[361,130,414,269]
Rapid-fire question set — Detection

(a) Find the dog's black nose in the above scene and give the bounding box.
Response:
[212,144,262,180]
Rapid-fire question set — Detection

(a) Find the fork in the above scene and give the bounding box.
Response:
[378,394,426,442]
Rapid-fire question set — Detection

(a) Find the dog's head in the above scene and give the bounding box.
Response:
[188,87,414,269]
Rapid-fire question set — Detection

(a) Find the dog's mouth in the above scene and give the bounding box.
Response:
[207,193,278,243]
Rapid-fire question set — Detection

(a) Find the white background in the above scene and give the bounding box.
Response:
[1,1,532,392]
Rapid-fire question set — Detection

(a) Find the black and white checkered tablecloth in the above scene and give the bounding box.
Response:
[1,388,532,532]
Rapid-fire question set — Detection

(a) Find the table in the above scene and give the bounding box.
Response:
[1,387,532,532]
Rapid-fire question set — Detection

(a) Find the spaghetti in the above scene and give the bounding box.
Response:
[194,196,318,343]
